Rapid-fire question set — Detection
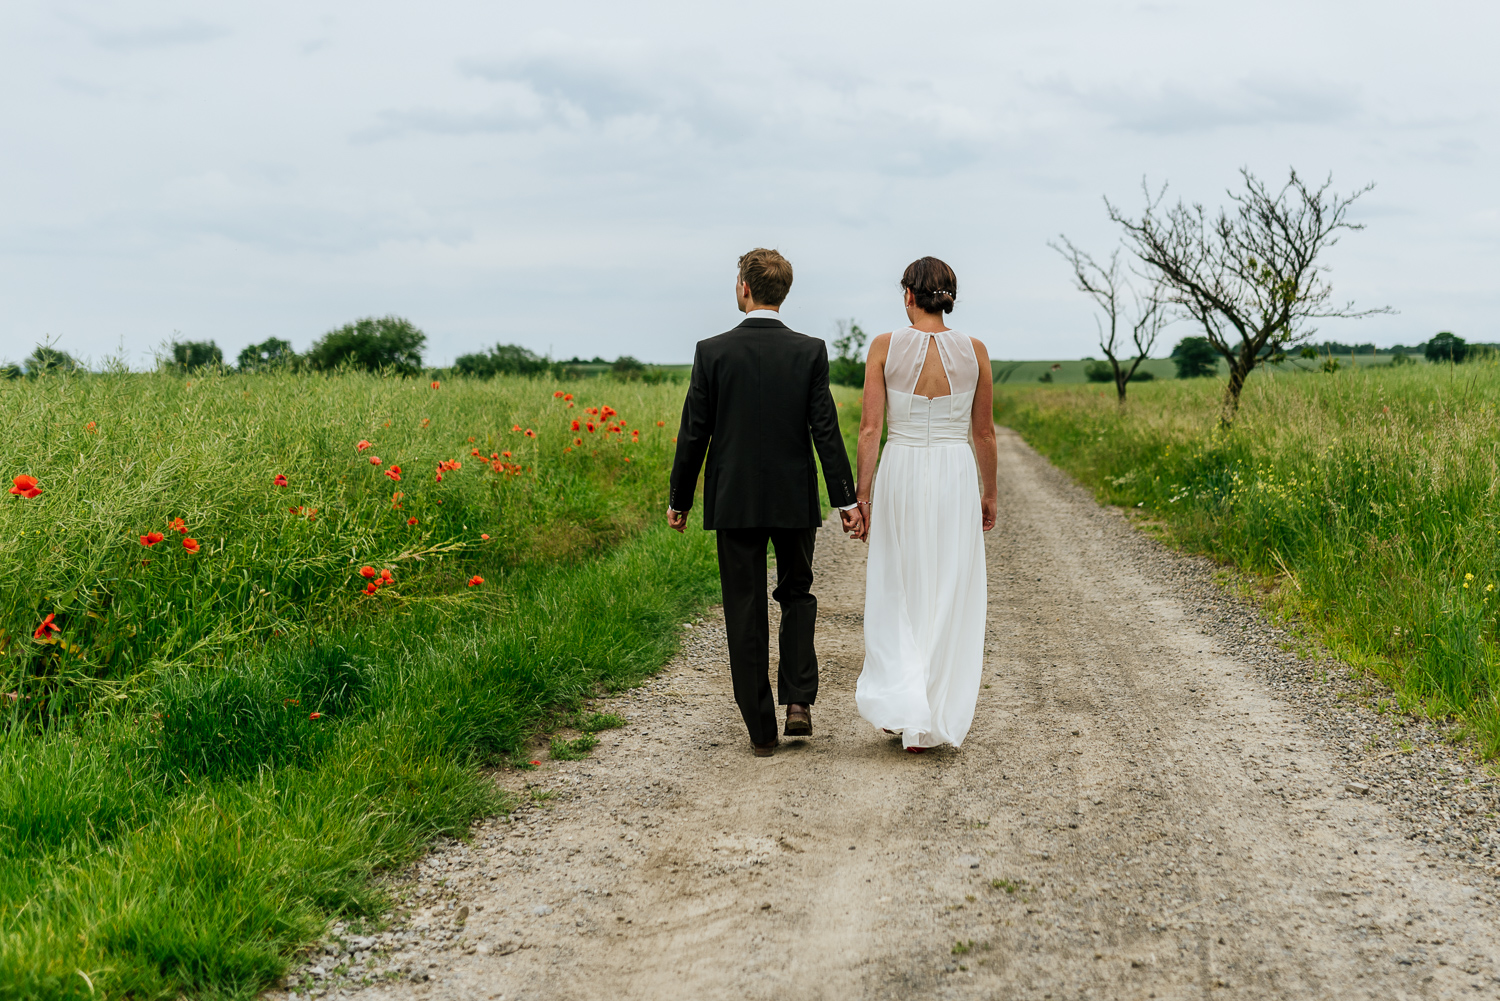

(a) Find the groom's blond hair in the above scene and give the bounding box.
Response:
[738,248,793,307]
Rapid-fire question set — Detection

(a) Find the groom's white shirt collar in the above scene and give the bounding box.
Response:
[743,308,782,322]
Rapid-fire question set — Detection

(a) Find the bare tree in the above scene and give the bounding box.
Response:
[1107,167,1390,422]
[1049,238,1165,403]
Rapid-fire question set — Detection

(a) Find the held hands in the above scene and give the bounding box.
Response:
[666,506,687,533]
[840,505,865,542]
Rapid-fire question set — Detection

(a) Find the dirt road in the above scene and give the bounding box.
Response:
[327,428,1500,1000]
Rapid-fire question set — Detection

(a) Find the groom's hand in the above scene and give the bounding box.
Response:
[667,506,687,533]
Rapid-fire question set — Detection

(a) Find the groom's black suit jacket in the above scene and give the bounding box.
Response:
[669,316,856,530]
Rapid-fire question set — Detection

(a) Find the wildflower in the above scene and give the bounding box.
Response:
[468,575,484,587]
[358,440,373,452]
[273,474,289,487]
[657,421,665,427]
[9,475,42,499]
[431,381,441,389]
[168,517,187,533]
[502,451,512,459]
[586,422,596,433]
[574,438,583,446]
[421,418,431,428]
[1466,573,1475,580]
[525,429,536,438]
[33,614,60,640]
[471,448,482,457]
[140,531,165,547]
[512,424,522,432]
[360,566,377,579]
[491,452,499,460]
[529,760,541,766]
[563,394,573,401]
[385,466,402,481]
[182,537,201,554]
[380,568,394,583]
[370,455,382,465]
[624,456,632,463]
[571,420,581,431]
[407,517,418,526]
[363,583,378,595]
[481,533,490,540]
[435,472,443,483]
[309,712,323,720]
[85,421,97,431]
[554,390,565,398]
[601,405,617,418]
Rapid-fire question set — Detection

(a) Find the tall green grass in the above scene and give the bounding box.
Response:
[997,363,1500,751]
[0,370,734,999]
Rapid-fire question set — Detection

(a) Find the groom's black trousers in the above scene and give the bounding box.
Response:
[716,527,819,746]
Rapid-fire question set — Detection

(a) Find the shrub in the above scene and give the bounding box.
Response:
[306,316,425,375]
[611,355,647,380]
[1085,361,1113,383]
[24,345,80,376]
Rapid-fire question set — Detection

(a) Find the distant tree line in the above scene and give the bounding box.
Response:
[3,315,676,382]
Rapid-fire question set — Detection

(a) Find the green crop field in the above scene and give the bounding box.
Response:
[996,362,1500,754]
[1,370,847,999]
[991,353,1413,386]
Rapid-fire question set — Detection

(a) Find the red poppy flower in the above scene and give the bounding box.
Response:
[370,456,382,465]
[435,472,443,482]
[501,451,512,459]
[168,517,187,533]
[385,466,402,481]
[309,712,322,720]
[407,517,418,526]
[357,440,373,452]
[490,452,499,460]
[471,448,481,457]
[140,531,165,547]
[570,420,581,431]
[480,533,490,540]
[273,474,288,487]
[512,424,522,432]
[33,614,60,640]
[657,420,666,427]
[554,390,565,398]
[380,568,394,582]
[586,422,596,433]
[363,583,378,595]
[601,406,617,417]
[360,566,377,579]
[85,421,97,431]
[574,438,583,446]
[9,475,42,499]
[524,429,536,438]
[431,381,441,389]
[182,537,201,554]
[468,575,484,586]
[421,418,431,428]
[563,394,573,401]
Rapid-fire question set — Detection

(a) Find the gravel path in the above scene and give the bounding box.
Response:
[274,427,1500,1000]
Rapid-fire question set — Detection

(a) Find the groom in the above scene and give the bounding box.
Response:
[667,248,863,757]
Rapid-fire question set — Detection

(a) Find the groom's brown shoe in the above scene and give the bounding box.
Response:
[752,738,779,758]
[784,704,812,737]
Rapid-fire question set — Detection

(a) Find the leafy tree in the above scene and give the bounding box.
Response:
[452,343,550,378]
[611,355,647,381]
[25,345,80,376]
[306,316,425,375]
[1107,168,1389,423]
[237,338,299,373]
[829,319,867,388]
[1085,360,1113,382]
[1425,331,1468,364]
[0,362,21,380]
[1170,337,1219,378]
[171,340,223,371]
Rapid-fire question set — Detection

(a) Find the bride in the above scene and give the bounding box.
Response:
[853,256,996,752]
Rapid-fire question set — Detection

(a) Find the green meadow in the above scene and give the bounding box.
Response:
[0,371,759,999]
[997,361,1500,753]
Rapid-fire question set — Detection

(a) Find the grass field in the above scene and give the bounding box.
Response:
[991,353,1412,386]
[996,362,1500,754]
[0,371,755,999]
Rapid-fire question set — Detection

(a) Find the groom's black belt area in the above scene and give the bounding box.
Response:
[716,526,819,746]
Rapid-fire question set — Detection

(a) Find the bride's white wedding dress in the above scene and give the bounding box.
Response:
[855,327,987,750]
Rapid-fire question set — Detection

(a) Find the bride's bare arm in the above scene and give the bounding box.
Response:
[969,337,998,532]
[855,333,891,542]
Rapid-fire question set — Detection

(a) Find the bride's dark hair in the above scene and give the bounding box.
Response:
[901,256,957,315]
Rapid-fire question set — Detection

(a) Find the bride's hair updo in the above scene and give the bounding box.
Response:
[901,256,957,315]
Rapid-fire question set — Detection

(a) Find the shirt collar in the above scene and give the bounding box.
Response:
[743,309,782,322]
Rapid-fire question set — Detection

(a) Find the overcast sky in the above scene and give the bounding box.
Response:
[2,1,1495,367]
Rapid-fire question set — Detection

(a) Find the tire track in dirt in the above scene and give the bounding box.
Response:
[299,427,1500,1000]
